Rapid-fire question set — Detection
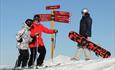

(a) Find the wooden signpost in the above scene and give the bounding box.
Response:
[45,5,70,63]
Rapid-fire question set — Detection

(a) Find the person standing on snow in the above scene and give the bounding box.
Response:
[15,19,33,69]
[72,8,92,60]
[28,15,58,68]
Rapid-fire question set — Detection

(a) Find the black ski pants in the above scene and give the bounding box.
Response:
[28,46,46,67]
[16,49,29,67]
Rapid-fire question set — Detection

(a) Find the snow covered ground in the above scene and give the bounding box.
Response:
[0,55,115,70]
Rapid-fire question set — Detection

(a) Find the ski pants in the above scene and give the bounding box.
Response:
[74,47,91,60]
[16,49,29,67]
[28,46,46,67]
[74,36,91,60]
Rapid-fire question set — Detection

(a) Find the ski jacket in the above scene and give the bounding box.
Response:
[16,23,32,50]
[29,23,55,48]
[79,14,92,37]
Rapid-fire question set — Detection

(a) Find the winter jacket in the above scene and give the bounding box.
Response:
[29,23,55,48]
[16,23,32,50]
[79,14,92,37]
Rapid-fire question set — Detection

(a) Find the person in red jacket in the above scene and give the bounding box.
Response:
[28,15,58,68]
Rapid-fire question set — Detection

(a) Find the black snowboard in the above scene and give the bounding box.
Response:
[68,31,111,58]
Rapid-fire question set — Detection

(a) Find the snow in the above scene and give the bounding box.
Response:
[0,55,115,70]
[0,65,12,70]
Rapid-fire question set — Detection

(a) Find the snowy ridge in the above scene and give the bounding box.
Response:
[42,55,115,70]
[44,55,71,65]
[0,65,11,69]
[0,55,115,70]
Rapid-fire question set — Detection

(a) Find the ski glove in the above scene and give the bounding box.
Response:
[31,36,36,43]
[36,33,39,36]
[54,30,58,33]
[95,52,99,57]
[17,38,23,43]
[77,44,83,48]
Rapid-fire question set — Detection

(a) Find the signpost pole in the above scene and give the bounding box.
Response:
[46,5,60,63]
[45,5,70,63]
[51,9,55,63]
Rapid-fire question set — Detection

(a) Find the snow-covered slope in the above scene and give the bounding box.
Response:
[43,55,115,70]
[0,55,115,70]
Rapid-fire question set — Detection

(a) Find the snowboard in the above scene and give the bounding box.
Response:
[68,31,111,58]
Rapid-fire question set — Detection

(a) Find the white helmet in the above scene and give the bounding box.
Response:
[81,8,89,13]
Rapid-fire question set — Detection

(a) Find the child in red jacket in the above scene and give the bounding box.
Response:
[28,15,58,68]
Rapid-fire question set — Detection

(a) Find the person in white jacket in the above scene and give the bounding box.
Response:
[15,19,33,69]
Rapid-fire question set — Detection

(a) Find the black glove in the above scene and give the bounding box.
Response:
[54,30,58,33]
[31,36,36,43]
[36,33,39,36]
[95,53,99,57]
[77,44,83,48]
[17,38,23,43]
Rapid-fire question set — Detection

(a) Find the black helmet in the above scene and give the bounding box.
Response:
[25,19,33,27]
[33,15,40,20]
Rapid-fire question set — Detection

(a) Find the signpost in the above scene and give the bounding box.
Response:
[46,5,60,63]
[45,5,70,63]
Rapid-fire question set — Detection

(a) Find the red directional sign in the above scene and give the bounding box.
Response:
[55,18,69,23]
[37,14,51,22]
[55,15,69,19]
[54,15,70,23]
[46,5,60,10]
[36,13,70,23]
[53,11,70,23]
[54,11,70,17]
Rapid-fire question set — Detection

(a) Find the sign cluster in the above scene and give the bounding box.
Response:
[37,5,70,23]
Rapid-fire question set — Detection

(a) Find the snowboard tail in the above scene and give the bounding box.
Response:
[68,31,111,58]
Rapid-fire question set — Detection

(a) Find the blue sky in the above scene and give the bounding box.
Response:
[0,0,115,65]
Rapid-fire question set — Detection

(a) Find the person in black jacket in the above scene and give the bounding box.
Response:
[72,8,92,61]
[79,8,92,38]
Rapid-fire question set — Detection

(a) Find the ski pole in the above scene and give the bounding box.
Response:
[32,33,39,68]
[54,33,57,48]
[32,46,35,68]
[32,36,36,68]
[36,33,39,65]
[14,49,19,69]
[36,33,39,48]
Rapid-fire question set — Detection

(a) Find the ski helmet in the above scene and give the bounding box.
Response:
[33,15,40,21]
[81,8,89,14]
[25,19,33,27]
